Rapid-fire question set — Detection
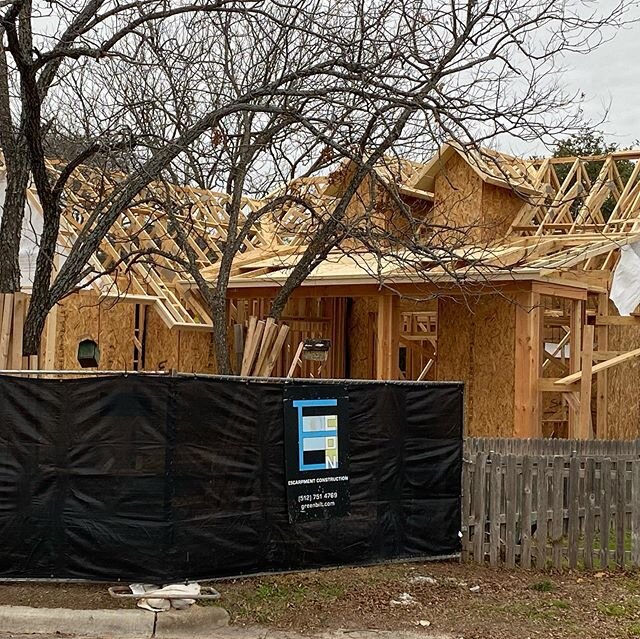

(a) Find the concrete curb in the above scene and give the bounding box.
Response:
[0,604,229,638]
[0,606,152,637]
[155,605,230,638]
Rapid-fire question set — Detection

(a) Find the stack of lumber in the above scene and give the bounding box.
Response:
[0,293,39,371]
[239,316,290,377]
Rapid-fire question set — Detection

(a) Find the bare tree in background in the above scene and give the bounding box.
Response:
[0,0,632,371]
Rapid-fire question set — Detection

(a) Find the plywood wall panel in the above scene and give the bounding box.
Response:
[607,303,640,439]
[437,295,516,437]
[54,293,134,370]
[481,182,526,242]
[432,153,484,244]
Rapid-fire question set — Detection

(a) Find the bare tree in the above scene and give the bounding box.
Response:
[0,0,632,371]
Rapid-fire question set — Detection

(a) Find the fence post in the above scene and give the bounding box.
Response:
[616,460,626,568]
[489,452,502,567]
[521,456,533,569]
[536,456,548,569]
[505,455,518,568]
[600,458,612,569]
[632,460,640,569]
[551,456,564,569]
[473,452,487,564]
[567,456,580,569]
[584,457,596,570]
[461,456,472,563]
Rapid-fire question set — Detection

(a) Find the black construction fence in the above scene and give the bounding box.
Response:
[0,374,463,581]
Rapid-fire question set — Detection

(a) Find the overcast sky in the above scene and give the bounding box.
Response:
[516,3,640,156]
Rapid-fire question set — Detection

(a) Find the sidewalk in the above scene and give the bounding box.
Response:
[0,605,453,639]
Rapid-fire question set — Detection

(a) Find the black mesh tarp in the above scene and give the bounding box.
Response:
[0,375,463,581]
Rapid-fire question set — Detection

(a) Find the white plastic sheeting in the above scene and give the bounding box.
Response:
[611,241,640,316]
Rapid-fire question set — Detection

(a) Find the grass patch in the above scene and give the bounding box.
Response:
[599,603,629,618]
[316,582,346,599]
[629,623,640,637]
[530,580,555,593]
[550,599,570,610]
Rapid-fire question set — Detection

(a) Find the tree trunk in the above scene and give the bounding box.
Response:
[22,285,49,356]
[0,151,29,293]
[211,295,231,375]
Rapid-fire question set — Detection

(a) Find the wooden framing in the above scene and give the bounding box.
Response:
[5,146,640,440]
[375,294,401,380]
[514,290,543,438]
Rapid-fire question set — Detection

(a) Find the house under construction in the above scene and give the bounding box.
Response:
[2,144,640,441]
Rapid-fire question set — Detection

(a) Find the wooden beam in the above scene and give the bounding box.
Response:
[532,282,588,300]
[9,293,26,370]
[539,378,579,392]
[0,294,9,369]
[568,299,584,437]
[514,290,543,438]
[375,294,400,380]
[579,324,595,439]
[596,293,609,440]
[555,345,640,386]
[595,316,640,326]
[42,304,59,370]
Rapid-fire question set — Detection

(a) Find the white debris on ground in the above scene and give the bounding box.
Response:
[409,575,437,585]
[129,582,201,612]
[390,592,418,606]
[469,585,480,593]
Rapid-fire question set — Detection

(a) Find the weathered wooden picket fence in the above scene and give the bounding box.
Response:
[462,443,640,570]
[465,437,640,457]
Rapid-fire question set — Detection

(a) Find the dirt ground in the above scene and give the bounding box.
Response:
[2,561,640,638]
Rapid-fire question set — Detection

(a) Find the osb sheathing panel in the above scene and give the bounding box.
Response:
[481,182,525,242]
[437,295,516,437]
[432,153,484,244]
[143,306,215,373]
[607,305,640,439]
[54,293,134,370]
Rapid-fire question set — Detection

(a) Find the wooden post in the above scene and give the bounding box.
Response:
[514,290,543,438]
[375,293,400,380]
[578,324,595,439]
[568,299,584,437]
[0,293,14,369]
[42,304,59,370]
[9,293,26,370]
[596,293,609,439]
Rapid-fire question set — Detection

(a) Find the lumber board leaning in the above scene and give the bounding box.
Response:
[240,317,258,376]
[262,324,290,377]
[245,320,266,376]
[0,293,14,369]
[287,341,305,378]
[555,345,640,386]
[253,318,277,376]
